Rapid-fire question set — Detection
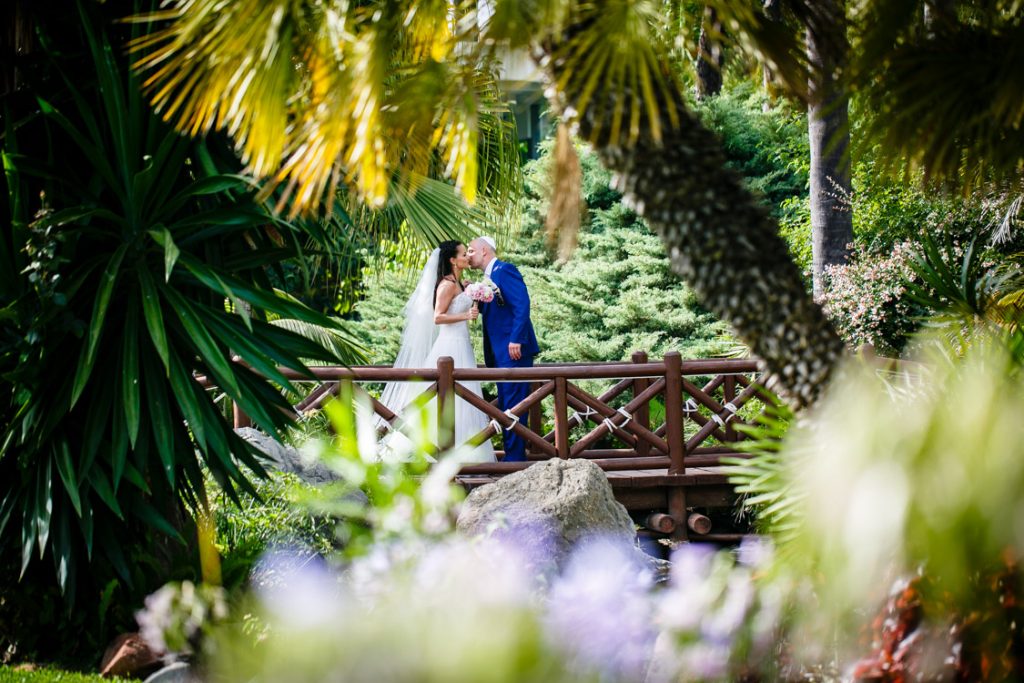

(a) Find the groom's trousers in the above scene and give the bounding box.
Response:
[497,355,534,462]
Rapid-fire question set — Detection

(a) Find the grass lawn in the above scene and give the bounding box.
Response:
[0,667,128,683]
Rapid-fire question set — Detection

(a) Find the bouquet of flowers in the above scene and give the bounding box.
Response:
[464,279,496,304]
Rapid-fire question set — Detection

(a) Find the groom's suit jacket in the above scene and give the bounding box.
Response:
[480,259,540,368]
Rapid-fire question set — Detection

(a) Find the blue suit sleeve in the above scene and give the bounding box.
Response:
[500,265,532,345]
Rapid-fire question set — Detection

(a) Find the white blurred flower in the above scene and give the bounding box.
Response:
[136,583,175,654]
[135,580,227,657]
[736,536,774,569]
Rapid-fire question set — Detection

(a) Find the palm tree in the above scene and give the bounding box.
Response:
[806,0,853,298]
[694,6,724,100]
[127,0,1023,409]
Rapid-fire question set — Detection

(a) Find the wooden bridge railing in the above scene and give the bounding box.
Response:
[256,351,769,477]
[217,351,772,540]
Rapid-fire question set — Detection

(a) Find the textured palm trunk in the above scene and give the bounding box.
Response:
[694,6,723,101]
[807,0,853,298]
[536,48,846,408]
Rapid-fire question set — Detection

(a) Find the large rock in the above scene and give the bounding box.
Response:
[235,427,340,485]
[456,459,638,569]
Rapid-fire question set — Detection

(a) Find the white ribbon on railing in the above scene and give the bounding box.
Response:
[683,399,699,415]
[603,407,632,433]
[570,406,598,426]
[489,410,520,435]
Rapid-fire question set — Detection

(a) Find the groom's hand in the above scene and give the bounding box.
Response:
[508,342,522,361]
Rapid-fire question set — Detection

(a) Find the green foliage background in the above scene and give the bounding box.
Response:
[351,146,734,364]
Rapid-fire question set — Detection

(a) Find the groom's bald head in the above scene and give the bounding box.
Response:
[468,236,496,269]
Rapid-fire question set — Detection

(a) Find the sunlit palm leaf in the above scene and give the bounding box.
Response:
[269,318,367,367]
[128,0,520,216]
[555,0,680,144]
[129,0,293,176]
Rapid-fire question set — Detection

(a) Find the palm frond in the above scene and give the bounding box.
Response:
[555,0,680,145]
[269,317,367,367]
[722,393,800,538]
[849,3,1024,192]
[128,0,521,216]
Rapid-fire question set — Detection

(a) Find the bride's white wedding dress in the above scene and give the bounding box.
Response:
[377,250,495,464]
[422,291,495,463]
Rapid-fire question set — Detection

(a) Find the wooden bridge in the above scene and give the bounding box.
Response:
[239,351,770,542]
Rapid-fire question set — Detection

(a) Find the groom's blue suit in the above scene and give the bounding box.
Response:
[480,259,540,462]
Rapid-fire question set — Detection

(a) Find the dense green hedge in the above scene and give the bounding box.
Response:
[350,144,729,365]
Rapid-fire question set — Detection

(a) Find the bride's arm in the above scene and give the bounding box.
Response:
[433,280,476,324]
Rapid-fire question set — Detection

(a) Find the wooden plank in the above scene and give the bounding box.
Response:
[724,374,737,442]
[613,488,667,510]
[566,381,669,454]
[454,383,557,457]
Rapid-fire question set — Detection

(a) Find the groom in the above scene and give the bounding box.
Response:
[468,236,540,462]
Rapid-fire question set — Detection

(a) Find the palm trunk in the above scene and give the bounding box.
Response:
[807,0,853,298]
[694,6,723,101]
[1,1,33,96]
[535,47,846,409]
[761,0,782,112]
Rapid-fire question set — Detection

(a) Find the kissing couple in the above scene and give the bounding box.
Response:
[379,237,540,463]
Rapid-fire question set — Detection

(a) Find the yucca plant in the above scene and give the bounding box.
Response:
[907,233,1024,358]
[0,3,365,602]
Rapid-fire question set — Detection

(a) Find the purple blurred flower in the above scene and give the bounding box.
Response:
[545,538,656,679]
[253,547,346,628]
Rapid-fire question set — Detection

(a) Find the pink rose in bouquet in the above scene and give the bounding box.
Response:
[464,281,495,304]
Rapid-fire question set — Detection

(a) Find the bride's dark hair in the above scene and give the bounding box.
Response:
[434,240,463,307]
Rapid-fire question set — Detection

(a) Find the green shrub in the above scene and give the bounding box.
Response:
[349,145,729,365]
[818,241,927,355]
[694,83,810,218]
[212,472,338,591]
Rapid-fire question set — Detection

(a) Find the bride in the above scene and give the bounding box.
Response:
[378,241,496,463]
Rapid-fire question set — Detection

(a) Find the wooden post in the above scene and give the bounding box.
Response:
[529,381,543,455]
[723,374,736,442]
[664,352,685,474]
[232,402,251,430]
[554,377,570,459]
[437,356,455,451]
[669,487,688,542]
[664,352,688,540]
[632,351,650,458]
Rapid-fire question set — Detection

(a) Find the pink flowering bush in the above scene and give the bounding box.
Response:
[818,242,926,356]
